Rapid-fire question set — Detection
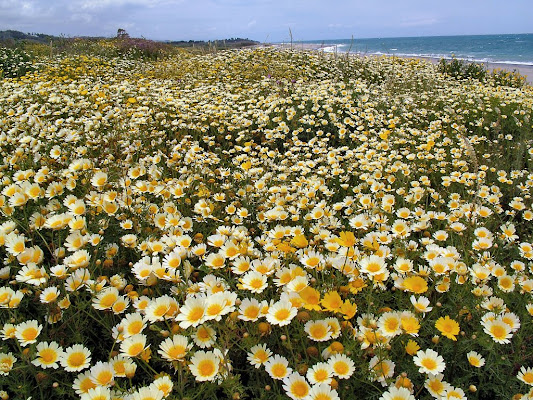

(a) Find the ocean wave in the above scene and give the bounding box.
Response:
[336,50,533,66]
[275,35,533,66]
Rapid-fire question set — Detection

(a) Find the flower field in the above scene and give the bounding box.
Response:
[1,43,533,400]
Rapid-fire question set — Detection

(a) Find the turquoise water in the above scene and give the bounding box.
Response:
[298,34,533,65]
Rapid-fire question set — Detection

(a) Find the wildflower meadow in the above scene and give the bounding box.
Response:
[0,39,533,400]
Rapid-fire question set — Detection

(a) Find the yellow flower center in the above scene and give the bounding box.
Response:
[244,305,259,319]
[366,262,381,273]
[168,258,181,268]
[206,303,223,316]
[189,306,204,322]
[333,361,349,375]
[255,350,268,363]
[212,257,224,267]
[154,304,169,317]
[255,265,269,274]
[13,242,25,253]
[40,349,56,363]
[68,352,86,367]
[274,309,290,321]
[198,360,216,377]
[306,257,320,267]
[96,370,113,384]
[421,358,437,371]
[523,372,533,383]
[271,364,287,378]
[491,324,506,339]
[385,319,399,332]
[314,369,329,381]
[168,345,186,359]
[100,293,117,308]
[128,321,143,335]
[22,327,38,341]
[226,247,238,257]
[80,377,97,392]
[290,381,309,397]
[250,278,264,289]
[310,324,327,339]
[128,343,144,356]
[114,362,126,375]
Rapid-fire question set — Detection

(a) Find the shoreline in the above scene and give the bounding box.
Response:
[268,43,533,84]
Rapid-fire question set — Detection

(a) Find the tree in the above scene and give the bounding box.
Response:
[116,28,129,39]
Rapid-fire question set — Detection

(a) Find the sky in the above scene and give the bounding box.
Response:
[1,0,532,42]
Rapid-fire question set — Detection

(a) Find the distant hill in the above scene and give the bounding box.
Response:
[0,30,259,48]
[0,30,57,43]
[167,38,259,48]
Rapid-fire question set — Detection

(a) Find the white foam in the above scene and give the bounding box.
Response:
[321,46,339,53]
[343,50,533,66]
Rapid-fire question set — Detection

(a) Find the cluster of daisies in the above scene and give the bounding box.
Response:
[0,46,533,400]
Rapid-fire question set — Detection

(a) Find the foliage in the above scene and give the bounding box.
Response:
[437,57,488,82]
[491,68,527,88]
[0,47,38,78]
[437,57,527,88]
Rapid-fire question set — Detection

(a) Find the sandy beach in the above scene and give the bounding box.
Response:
[271,43,533,84]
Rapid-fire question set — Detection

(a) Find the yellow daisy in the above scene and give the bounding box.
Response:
[435,316,460,341]
[402,276,428,294]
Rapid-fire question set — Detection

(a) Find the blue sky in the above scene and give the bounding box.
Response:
[0,0,531,42]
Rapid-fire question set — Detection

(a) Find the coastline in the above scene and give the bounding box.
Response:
[269,43,533,84]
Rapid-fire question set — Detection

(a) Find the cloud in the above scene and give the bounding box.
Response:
[327,23,353,29]
[70,13,94,23]
[0,0,531,42]
[400,17,439,27]
[0,0,50,17]
[77,0,181,9]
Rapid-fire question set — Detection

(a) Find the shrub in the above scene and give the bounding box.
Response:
[491,68,526,88]
[437,57,487,82]
[113,37,172,60]
[0,47,37,78]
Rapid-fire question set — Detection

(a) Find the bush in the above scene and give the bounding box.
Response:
[491,68,526,88]
[437,57,487,82]
[0,47,37,78]
[438,57,528,88]
[113,37,172,60]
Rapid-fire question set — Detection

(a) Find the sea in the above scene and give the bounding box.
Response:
[294,33,533,66]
